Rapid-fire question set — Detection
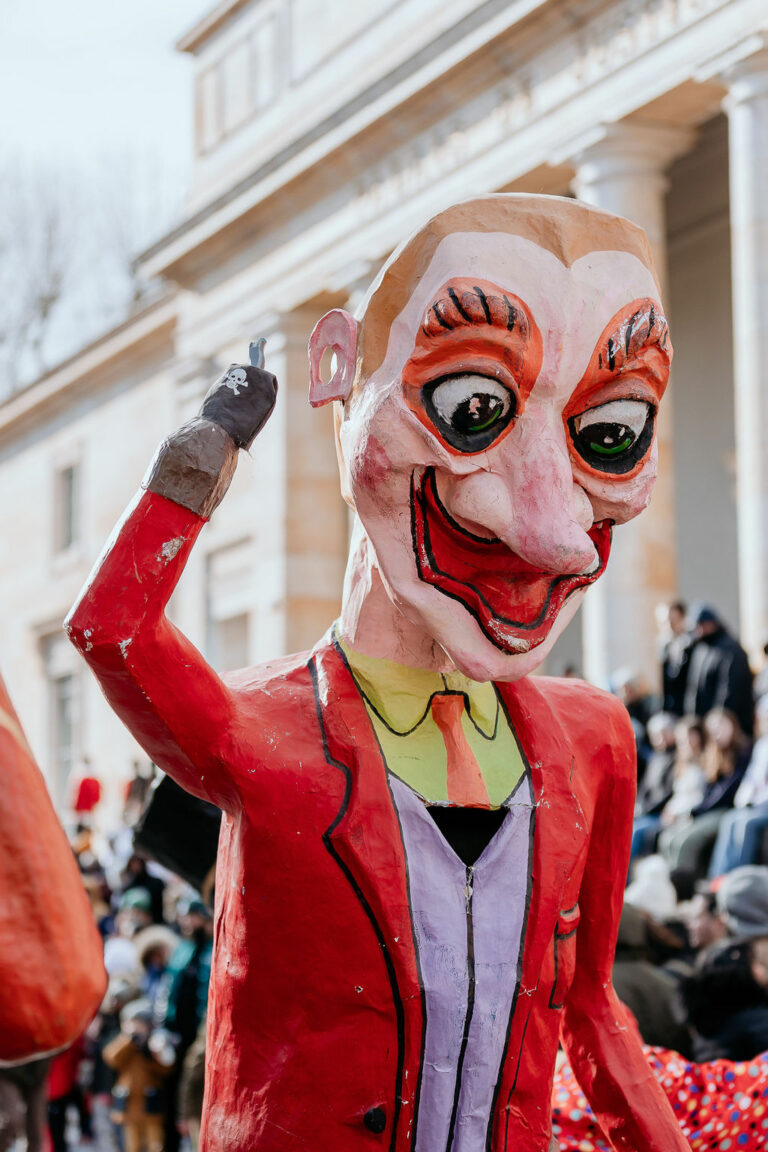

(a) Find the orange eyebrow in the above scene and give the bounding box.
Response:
[596,300,671,379]
[421,281,530,341]
[402,277,544,456]
[565,297,672,418]
[404,277,543,400]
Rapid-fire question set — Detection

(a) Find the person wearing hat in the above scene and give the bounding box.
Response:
[716,865,768,939]
[117,888,154,938]
[684,603,754,738]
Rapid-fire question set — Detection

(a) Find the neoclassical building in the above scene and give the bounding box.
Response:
[1,0,766,813]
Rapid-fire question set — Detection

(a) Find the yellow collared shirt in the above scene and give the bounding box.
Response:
[338,635,524,807]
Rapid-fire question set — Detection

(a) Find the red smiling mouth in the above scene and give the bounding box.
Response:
[410,468,612,654]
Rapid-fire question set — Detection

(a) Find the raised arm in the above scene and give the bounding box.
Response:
[65,354,277,812]
[560,700,689,1152]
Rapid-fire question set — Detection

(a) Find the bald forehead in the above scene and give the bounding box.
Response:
[358,194,658,377]
[366,232,661,397]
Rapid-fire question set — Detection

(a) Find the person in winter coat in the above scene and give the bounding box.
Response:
[684,604,754,738]
[680,936,768,1062]
[103,1000,175,1152]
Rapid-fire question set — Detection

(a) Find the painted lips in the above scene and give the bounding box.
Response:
[410,467,612,654]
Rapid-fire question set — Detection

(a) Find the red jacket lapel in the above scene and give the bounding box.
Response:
[312,638,424,1150]
[492,676,589,1139]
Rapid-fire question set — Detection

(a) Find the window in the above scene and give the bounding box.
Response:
[205,540,256,671]
[51,674,75,798]
[198,67,222,153]
[208,612,250,672]
[251,17,278,110]
[223,40,251,133]
[41,633,80,809]
[54,462,79,553]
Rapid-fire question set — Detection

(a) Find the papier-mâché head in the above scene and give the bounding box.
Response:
[309,194,672,681]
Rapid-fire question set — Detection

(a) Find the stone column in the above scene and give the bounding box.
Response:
[721,43,768,664]
[568,121,693,687]
[274,307,349,654]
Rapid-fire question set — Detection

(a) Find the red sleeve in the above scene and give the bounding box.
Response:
[560,698,689,1152]
[66,488,239,812]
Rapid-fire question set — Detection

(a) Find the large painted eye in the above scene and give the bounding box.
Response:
[569,398,654,474]
[423,374,515,452]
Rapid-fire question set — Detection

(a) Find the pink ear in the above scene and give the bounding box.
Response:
[308,309,358,408]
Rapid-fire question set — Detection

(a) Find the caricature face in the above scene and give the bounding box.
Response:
[317,201,671,681]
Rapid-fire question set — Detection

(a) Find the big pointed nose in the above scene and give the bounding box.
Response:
[441,416,598,575]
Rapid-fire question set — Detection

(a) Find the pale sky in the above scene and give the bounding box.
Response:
[1,0,210,171]
[0,1,215,379]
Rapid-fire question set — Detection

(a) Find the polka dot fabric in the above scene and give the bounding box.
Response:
[552,1048,768,1151]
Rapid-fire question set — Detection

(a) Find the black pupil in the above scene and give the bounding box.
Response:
[586,423,633,449]
[452,393,503,434]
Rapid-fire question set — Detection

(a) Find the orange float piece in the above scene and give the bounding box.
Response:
[0,675,106,1063]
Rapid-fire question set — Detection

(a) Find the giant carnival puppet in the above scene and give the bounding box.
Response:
[67,195,688,1151]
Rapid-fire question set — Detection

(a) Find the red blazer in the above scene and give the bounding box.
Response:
[67,489,687,1152]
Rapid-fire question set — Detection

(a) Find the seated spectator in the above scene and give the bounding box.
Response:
[684,883,727,952]
[633,718,707,874]
[680,937,768,1062]
[716,865,768,940]
[662,717,706,824]
[612,903,691,1055]
[626,855,678,919]
[659,708,751,875]
[709,695,768,876]
[630,713,677,862]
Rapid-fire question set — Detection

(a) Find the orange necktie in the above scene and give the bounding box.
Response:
[430,693,491,808]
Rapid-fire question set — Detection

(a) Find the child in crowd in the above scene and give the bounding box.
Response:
[103,999,175,1152]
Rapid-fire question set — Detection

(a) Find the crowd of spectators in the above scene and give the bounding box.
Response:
[539,599,768,1149]
[5,773,216,1152]
[625,599,768,881]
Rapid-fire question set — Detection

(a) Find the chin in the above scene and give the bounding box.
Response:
[417,586,588,683]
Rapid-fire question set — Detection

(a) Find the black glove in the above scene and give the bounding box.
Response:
[201,364,278,450]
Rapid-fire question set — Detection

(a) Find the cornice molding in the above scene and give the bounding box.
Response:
[140,0,744,283]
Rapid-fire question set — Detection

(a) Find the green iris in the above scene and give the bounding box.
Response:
[469,399,504,432]
[589,433,634,456]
